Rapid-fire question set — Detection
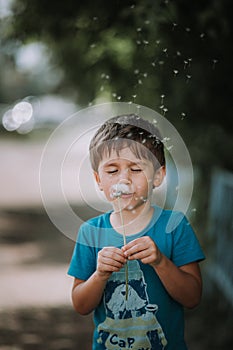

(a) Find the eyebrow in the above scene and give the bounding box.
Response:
[102,160,147,168]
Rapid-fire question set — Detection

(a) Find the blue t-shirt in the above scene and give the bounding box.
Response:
[68,206,205,350]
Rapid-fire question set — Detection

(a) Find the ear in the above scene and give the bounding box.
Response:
[153,166,166,188]
[93,171,103,191]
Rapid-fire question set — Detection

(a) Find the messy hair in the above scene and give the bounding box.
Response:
[89,114,165,172]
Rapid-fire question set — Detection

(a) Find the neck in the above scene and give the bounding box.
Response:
[110,200,154,235]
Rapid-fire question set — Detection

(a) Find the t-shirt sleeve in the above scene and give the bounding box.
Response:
[67,224,97,280]
[171,213,205,267]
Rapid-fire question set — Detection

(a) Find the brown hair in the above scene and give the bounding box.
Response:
[89,114,165,172]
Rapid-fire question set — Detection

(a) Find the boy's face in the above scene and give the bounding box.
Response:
[94,146,165,212]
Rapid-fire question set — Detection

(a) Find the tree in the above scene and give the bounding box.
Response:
[3,0,233,173]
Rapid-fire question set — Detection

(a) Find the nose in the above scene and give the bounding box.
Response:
[118,168,131,183]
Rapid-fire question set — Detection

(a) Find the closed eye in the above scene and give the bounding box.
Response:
[106,169,118,174]
[131,168,142,172]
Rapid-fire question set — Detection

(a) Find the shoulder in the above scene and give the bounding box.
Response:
[76,211,112,245]
[153,206,186,233]
[81,211,111,230]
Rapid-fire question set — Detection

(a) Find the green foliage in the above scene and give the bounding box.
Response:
[3,0,233,172]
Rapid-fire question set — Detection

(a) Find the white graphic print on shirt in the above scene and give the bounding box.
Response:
[97,260,167,349]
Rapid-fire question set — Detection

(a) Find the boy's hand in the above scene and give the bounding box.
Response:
[97,247,127,280]
[122,237,163,267]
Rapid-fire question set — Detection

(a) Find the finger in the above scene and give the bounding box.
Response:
[127,249,151,261]
[123,242,148,258]
[98,261,122,273]
[99,249,126,265]
[102,250,126,264]
[100,256,125,268]
[122,238,142,251]
[122,236,152,252]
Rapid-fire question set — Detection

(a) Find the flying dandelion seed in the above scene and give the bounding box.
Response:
[173,69,179,76]
[181,112,186,120]
[212,59,218,69]
[184,60,188,69]
[172,23,178,31]
[161,94,165,105]
[159,105,164,111]
[188,58,192,65]
[186,75,192,83]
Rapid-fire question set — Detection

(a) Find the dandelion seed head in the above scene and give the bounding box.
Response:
[110,183,131,198]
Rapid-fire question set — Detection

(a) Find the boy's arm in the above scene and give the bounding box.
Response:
[153,256,202,309]
[122,236,202,309]
[71,246,126,315]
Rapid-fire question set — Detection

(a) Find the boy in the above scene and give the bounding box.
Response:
[68,114,205,349]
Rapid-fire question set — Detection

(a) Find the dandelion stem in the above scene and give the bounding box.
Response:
[118,196,128,301]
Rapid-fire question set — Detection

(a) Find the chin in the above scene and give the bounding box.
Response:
[125,199,149,212]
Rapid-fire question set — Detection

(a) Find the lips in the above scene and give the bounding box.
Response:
[111,183,132,198]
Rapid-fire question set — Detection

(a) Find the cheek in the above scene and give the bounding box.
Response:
[135,177,152,193]
[100,176,115,193]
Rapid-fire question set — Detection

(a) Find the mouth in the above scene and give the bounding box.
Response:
[110,183,132,198]
[119,192,133,199]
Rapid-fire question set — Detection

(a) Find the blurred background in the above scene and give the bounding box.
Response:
[0,0,232,349]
